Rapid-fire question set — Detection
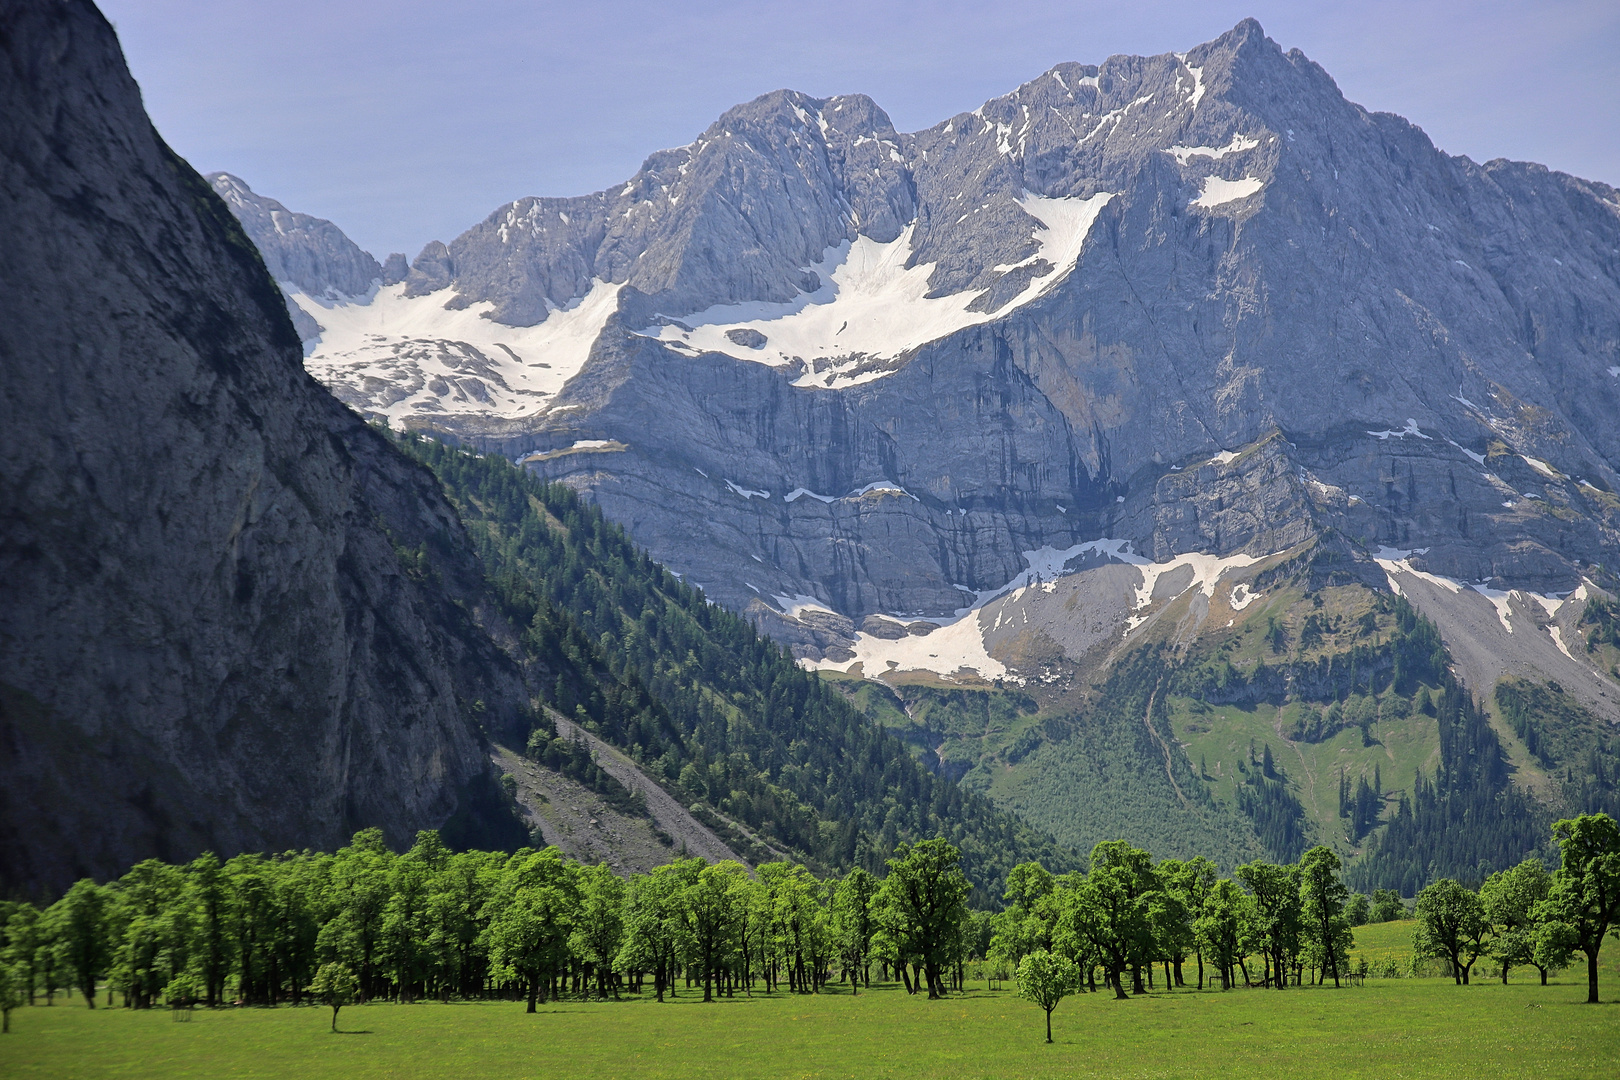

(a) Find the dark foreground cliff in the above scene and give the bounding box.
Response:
[0,0,530,897]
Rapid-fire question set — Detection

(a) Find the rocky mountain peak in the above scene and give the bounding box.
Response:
[206,171,381,298]
[209,19,1620,700]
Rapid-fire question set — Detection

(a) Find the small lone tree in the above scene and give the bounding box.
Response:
[163,971,202,1020]
[1016,949,1078,1043]
[306,962,360,1032]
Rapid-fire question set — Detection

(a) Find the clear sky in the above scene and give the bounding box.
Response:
[100,0,1619,262]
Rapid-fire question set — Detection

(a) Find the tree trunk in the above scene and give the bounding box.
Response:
[1587,949,1600,1004]
[1045,1007,1053,1043]
[331,1005,339,1031]
[1196,951,1204,990]
[1501,960,1509,984]
[526,977,538,1014]
[1111,968,1128,1001]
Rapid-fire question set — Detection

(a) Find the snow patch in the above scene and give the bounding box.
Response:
[1447,439,1486,465]
[1164,134,1259,166]
[809,608,1008,681]
[296,280,622,425]
[724,479,770,500]
[772,594,834,618]
[1178,56,1206,109]
[1522,456,1560,479]
[1191,175,1264,208]
[810,539,1273,681]
[1367,418,1431,440]
[1372,547,1458,598]
[1469,582,1515,633]
[1229,582,1260,610]
[648,194,1113,388]
[784,487,838,504]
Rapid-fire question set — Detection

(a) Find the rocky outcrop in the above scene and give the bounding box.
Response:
[0,0,529,897]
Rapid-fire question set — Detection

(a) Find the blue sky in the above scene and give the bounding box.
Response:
[101,0,1619,261]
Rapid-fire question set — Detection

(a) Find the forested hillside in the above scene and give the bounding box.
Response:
[396,434,1076,901]
[827,548,1566,891]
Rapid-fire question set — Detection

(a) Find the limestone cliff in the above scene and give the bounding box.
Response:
[0,0,528,897]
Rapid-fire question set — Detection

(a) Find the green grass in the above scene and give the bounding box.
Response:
[1168,694,1441,859]
[4,976,1617,1080]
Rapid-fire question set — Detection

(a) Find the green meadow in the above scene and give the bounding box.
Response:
[4,974,1616,1080]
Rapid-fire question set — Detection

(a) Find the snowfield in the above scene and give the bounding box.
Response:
[647,193,1114,387]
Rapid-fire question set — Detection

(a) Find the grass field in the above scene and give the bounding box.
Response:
[3,974,1616,1080]
[1351,917,1419,971]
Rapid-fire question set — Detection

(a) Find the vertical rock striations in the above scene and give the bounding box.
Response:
[0,0,529,897]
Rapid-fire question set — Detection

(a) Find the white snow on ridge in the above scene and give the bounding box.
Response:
[296,280,623,425]
[1367,418,1431,441]
[1374,548,1584,642]
[647,193,1114,388]
[808,539,1272,682]
[783,487,838,504]
[724,479,770,500]
[1523,455,1560,479]
[1191,175,1264,208]
[1608,366,1620,377]
[1164,134,1259,166]
[1175,54,1207,110]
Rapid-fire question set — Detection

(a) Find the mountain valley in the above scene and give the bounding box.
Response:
[4,0,1617,896]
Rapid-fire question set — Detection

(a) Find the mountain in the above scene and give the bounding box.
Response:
[216,19,1620,879]
[0,0,532,897]
[205,172,402,345]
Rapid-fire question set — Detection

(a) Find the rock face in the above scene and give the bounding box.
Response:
[0,0,530,897]
[221,22,1620,685]
[207,172,382,298]
[207,172,382,345]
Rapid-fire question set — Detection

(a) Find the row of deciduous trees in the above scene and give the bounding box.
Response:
[0,832,975,1020]
[1410,814,1620,1002]
[2,814,1614,1033]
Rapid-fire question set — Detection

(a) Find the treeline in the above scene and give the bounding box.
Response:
[1348,675,1545,895]
[1180,588,1548,888]
[1176,593,1447,709]
[397,433,1074,900]
[1495,677,1620,820]
[0,832,974,1017]
[3,813,1613,1029]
